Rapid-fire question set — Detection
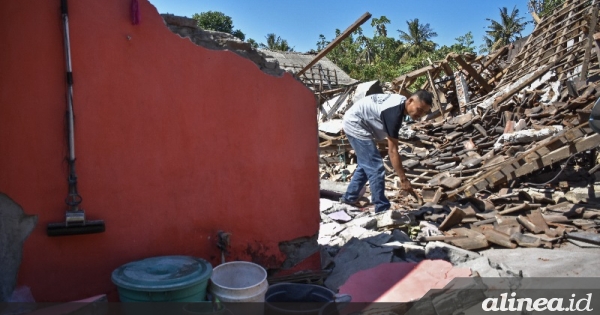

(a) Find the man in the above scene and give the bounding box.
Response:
[340,90,433,213]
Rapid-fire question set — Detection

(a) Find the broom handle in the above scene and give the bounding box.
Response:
[62,0,75,161]
[62,0,81,209]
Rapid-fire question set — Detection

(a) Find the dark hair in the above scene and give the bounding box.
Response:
[412,90,433,106]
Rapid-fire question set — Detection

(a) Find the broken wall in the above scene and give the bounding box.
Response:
[0,0,319,302]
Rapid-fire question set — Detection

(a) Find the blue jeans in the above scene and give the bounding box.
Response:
[342,135,390,213]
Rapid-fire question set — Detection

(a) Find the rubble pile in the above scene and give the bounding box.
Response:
[318,0,600,253]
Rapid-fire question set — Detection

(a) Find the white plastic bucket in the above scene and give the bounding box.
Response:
[209,261,268,302]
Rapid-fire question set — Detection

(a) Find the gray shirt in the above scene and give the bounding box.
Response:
[342,94,407,141]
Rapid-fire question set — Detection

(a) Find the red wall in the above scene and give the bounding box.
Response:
[0,0,319,302]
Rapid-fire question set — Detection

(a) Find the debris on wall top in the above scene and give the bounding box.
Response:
[161,14,285,76]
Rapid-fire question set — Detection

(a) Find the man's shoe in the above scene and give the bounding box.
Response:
[339,197,358,206]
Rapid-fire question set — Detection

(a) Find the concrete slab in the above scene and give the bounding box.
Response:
[319,198,335,212]
[480,244,600,277]
[390,229,412,242]
[363,232,393,247]
[347,216,377,229]
[455,256,503,277]
[324,238,394,291]
[327,211,352,222]
[318,222,344,238]
[425,241,481,264]
[339,225,369,242]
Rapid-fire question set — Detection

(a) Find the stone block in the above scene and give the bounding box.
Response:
[390,229,412,242]
[455,256,502,277]
[339,225,369,242]
[349,216,377,229]
[424,241,480,265]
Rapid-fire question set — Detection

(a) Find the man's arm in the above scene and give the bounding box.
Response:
[387,137,413,192]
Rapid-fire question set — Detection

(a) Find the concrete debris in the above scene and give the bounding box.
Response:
[314,1,600,271]
[348,215,378,229]
[318,119,344,134]
[323,237,394,291]
[279,235,320,269]
[480,245,600,277]
[327,210,352,223]
[424,241,480,264]
[496,125,563,145]
[286,0,600,302]
[319,198,335,212]
[398,126,417,140]
[454,256,504,277]
[161,14,285,77]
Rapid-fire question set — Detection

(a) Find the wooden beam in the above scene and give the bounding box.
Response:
[492,64,552,110]
[594,32,600,67]
[296,12,372,77]
[392,65,435,86]
[531,11,541,24]
[399,88,412,98]
[580,5,599,81]
[314,86,346,96]
[448,53,492,93]
[323,87,353,121]
[426,70,445,119]
[482,46,508,71]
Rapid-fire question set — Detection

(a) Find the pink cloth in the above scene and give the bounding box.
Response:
[339,260,471,303]
[131,0,140,25]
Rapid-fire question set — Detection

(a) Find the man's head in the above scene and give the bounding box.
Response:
[405,90,433,121]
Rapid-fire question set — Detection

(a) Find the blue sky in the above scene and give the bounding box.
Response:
[148,0,535,53]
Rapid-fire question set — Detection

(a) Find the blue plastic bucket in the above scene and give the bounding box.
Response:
[112,255,213,302]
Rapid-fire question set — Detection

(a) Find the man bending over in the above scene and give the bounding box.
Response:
[340,90,432,213]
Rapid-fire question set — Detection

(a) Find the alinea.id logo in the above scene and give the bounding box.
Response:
[482,292,593,312]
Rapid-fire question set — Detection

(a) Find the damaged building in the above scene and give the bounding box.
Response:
[315,0,600,299]
[3,0,600,310]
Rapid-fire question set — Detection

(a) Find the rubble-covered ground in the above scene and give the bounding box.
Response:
[310,0,600,297]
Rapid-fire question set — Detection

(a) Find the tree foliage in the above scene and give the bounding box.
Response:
[259,33,294,52]
[192,11,245,40]
[397,18,438,59]
[246,38,259,49]
[318,16,454,84]
[480,6,528,53]
[528,0,566,20]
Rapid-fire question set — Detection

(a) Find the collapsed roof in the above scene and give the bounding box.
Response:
[318,0,600,251]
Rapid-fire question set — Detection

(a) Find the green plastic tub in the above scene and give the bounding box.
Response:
[112,255,213,302]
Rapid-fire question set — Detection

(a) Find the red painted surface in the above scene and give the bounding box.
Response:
[0,0,319,302]
[339,260,471,302]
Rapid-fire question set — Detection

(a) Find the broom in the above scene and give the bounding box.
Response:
[47,0,105,236]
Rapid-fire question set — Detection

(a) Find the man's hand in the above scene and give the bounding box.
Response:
[400,178,413,193]
[388,137,414,194]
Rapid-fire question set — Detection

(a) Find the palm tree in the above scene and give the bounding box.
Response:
[259,33,294,52]
[528,0,565,21]
[397,18,438,58]
[483,6,528,52]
